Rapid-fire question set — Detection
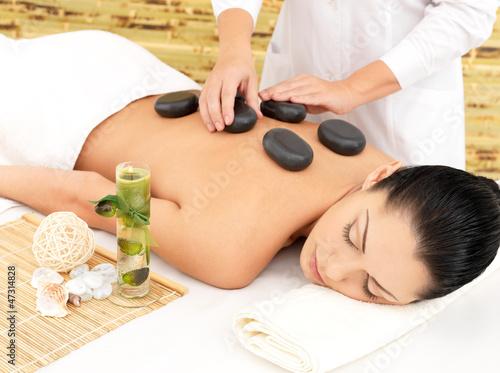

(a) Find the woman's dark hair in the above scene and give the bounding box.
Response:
[370,165,500,300]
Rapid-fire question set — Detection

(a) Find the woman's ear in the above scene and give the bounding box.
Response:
[361,161,402,190]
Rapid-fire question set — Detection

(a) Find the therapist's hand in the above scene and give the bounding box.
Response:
[259,74,354,115]
[199,8,263,132]
[199,49,262,132]
[259,60,401,116]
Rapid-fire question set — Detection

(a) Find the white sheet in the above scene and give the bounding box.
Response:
[0,197,20,215]
[1,205,498,373]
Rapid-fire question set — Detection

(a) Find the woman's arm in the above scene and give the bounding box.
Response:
[0,166,258,288]
[0,166,115,232]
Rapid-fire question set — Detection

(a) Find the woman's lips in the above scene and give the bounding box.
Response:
[310,248,325,284]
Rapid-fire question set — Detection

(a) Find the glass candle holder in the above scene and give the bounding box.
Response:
[115,161,151,298]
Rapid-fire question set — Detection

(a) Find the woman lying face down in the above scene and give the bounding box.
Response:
[2,97,499,306]
[302,164,500,304]
[1,28,498,305]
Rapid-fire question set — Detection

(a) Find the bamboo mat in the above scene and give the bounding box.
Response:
[0,213,188,373]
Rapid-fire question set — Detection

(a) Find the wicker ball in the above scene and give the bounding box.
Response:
[32,212,95,272]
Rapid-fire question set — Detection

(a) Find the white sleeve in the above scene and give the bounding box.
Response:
[380,0,499,89]
[211,0,263,30]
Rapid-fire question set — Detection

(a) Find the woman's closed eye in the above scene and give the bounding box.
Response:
[342,221,355,248]
[363,276,378,301]
[342,221,379,301]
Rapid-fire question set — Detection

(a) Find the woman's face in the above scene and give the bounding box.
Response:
[300,189,430,305]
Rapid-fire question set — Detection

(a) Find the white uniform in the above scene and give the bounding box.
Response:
[212,0,498,168]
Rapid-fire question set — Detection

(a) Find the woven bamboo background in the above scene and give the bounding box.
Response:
[0,213,187,372]
[0,0,499,179]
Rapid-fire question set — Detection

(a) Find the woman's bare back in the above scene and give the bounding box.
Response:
[74,94,394,287]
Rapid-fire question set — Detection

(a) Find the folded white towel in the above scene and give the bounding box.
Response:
[234,249,500,373]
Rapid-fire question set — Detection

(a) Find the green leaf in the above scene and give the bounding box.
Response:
[122,268,149,286]
[117,238,144,256]
[90,193,156,246]
[88,195,119,205]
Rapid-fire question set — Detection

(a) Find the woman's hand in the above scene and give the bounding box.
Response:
[259,74,355,115]
[199,48,262,132]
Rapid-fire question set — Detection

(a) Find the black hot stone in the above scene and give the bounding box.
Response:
[235,92,246,102]
[260,100,307,123]
[154,91,199,118]
[224,99,257,133]
[317,119,366,156]
[262,128,314,171]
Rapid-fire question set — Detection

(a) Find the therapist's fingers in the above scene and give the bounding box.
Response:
[290,93,329,114]
[242,76,263,119]
[289,82,353,115]
[260,74,354,114]
[200,77,226,132]
[206,87,226,131]
[220,82,238,127]
[201,53,257,131]
[270,84,316,102]
[199,82,218,132]
[259,74,312,101]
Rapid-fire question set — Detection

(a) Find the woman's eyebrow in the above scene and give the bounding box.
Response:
[363,209,400,302]
[362,209,369,254]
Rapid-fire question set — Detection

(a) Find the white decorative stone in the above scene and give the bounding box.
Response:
[92,283,112,300]
[91,263,115,276]
[80,287,93,302]
[82,272,104,289]
[69,264,89,279]
[92,263,117,284]
[65,278,88,296]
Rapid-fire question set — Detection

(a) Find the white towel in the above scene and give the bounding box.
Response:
[0,198,21,215]
[0,31,200,171]
[0,30,200,215]
[234,249,500,373]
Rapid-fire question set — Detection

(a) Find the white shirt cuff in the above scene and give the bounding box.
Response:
[380,40,430,90]
[211,0,263,30]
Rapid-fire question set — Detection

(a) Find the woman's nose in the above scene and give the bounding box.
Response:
[323,250,362,282]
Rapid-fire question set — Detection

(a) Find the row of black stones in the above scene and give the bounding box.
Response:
[154,92,366,171]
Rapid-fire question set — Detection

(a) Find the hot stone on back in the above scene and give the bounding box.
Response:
[224,99,257,133]
[263,128,314,171]
[260,100,307,123]
[317,119,366,156]
[154,91,199,118]
[235,92,246,102]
